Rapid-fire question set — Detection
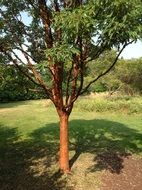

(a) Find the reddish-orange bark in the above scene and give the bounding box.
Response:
[59,113,70,172]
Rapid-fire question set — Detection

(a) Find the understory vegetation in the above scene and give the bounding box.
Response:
[75,94,142,114]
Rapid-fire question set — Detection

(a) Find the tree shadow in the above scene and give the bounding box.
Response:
[69,119,142,174]
[0,124,68,190]
[30,119,142,174]
[0,119,142,189]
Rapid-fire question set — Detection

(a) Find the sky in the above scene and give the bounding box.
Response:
[121,40,142,59]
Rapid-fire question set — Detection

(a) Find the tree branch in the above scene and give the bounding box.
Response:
[38,0,53,48]
[27,0,37,9]
[65,62,74,106]
[53,0,60,12]
[4,52,40,86]
[11,50,27,65]
[68,38,84,105]
[67,57,80,107]
[22,52,52,93]
[15,46,37,63]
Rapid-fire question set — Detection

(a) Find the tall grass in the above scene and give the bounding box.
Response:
[75,95,142,114]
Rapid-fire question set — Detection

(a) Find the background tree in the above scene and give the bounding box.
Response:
[89,55,142,95]
[115,58,142,95]
[0,0,142,172]
[0,63,46,102]
[86,50,118,93]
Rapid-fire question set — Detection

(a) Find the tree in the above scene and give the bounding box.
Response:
[115,58,142,95]
[0,0,142,173]
[86,50,119,94]
[91,55,142,95]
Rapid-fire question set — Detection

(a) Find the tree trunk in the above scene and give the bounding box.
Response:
[59,113,70,173]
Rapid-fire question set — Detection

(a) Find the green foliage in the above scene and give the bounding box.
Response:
[116,58,142,94]
[87,51,142,95]
[45,43,80,63]
[99,0,142,44]
[91,82,107,93]
[0,64,46,102]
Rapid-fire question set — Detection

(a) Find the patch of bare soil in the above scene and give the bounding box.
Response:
[66,152,142,190]
[100,156,142,190]
[67,153,101,190]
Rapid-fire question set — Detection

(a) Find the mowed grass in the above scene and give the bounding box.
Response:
[0,96,142,190]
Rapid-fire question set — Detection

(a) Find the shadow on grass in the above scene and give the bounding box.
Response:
[31,119,142,174]
[69,119,142,174]
[0,124,67,190]
[0,119,142,189]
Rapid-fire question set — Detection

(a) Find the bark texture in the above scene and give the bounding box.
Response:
[59,113,70,172]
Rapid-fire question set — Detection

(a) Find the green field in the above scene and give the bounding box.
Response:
[0,96,142,190]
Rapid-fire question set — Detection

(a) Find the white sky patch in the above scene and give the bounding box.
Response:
[121,40,142,59]
[21,11,32,26]
[12,49,27,64]
[12,45,35,65]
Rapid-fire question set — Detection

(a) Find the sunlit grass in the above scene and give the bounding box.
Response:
[0,96,142,138]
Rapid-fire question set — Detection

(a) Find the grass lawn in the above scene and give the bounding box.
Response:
[0,96,142,190]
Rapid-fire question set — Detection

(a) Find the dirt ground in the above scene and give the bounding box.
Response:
[67,153,142,190]
[100,156,142,190]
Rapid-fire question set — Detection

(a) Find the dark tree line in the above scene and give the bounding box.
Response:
[0,64,46,102]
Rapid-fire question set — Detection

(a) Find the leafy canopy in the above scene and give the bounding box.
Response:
[0,0,142,107]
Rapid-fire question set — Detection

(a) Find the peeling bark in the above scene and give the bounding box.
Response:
[59,112,70,173]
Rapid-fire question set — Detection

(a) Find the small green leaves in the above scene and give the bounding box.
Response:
[52,4,96,43]
[45,42,80,63]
